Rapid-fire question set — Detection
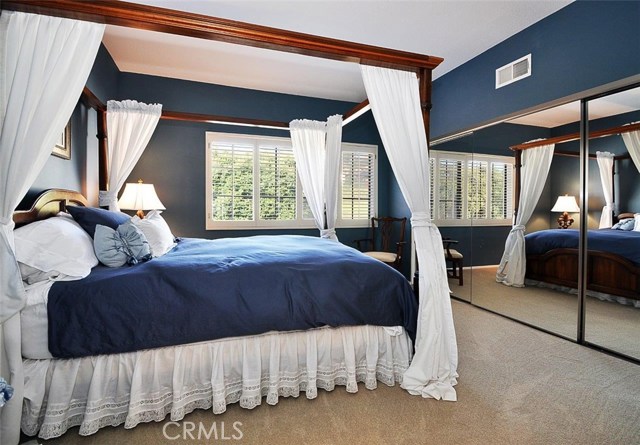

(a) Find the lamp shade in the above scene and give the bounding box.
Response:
[118,181,165,211]
[551,195,580,213]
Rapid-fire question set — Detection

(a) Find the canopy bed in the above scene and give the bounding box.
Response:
[498,121,640,301]
[0,2,458,444]
[14,188,416,438]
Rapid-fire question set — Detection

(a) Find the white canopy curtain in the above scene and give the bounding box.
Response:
[324,115,343,240]
[99,100,162,210]
[596,151,615,228]
[0,11,104,445]
[621,125,640,173]
[361,65,458,401]
[289,114,342,240]
[496,143,555,287]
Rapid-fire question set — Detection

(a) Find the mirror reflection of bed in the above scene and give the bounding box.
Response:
[439,84,640,361]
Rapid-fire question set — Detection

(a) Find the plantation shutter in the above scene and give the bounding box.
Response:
[210,142,254,221]
[438,158,463,220]
[467,160,488,219]
[429,158,435,218]
[259,144,297,220]
[341,150,374,220]
[490,161,514,220]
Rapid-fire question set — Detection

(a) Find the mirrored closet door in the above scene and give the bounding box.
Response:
[435,81,640,360]
[458,109,579,339]
[584,85,640,360]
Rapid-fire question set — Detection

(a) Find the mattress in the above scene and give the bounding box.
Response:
[21,281,55,360]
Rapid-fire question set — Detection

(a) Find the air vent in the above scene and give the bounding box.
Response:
[495,54,531,89]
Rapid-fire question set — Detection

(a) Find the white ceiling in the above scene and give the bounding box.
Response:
[103,0,573,102]
[508,85,640,128]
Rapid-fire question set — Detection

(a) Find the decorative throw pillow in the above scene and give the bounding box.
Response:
[131,210,176,257]
[612,218,635,231]
[68,206,130,238]
[94,221,152,267]
[14,215,98,279]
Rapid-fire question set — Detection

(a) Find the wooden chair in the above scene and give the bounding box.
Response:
[443,238,463,286]
[355,216,407,270]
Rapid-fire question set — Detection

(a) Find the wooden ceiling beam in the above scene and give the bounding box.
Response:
[3,0,443,72]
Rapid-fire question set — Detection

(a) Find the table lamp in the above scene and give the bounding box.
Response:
[118,179,165,218]
[551,195,580,229]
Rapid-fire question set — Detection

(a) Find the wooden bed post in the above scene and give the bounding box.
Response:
[514,150,522,218]
[97,109,109,192]
[418,68,432,144]
[80,87,109,192]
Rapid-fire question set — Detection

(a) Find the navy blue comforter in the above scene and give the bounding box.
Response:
[48,236,417,358]
[525,229,640,265]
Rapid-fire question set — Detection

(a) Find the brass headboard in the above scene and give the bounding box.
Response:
[13,189,88,227]
[617,212,637,221]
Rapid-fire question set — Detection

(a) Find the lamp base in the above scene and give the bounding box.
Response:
[557,212,574,229]
[136,209,146,219]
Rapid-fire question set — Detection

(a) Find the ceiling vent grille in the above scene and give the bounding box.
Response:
[496,54,531,89]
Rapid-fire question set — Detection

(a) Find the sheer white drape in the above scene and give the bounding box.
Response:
[621,127,640,173]
[324,115,342,240]
[289,115,342,240]
[496,144,554,287]
[290,120,326,234]
[0,11,104,445]
[361,65,458,401]
[99,100,162,210]
[596,151,615,228]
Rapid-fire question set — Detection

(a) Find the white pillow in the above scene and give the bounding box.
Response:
[14,215,98,279]
[131,210,176,257]
[634,214,640,232]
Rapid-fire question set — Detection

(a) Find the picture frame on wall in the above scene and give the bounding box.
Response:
[52,122,71,160]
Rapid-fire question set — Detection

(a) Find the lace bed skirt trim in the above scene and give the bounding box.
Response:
[22,325,412,440]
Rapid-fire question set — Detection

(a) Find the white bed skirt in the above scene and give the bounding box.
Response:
[22,325,412,440]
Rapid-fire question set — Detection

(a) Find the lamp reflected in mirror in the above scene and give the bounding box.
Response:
[551,194,580,229]
[118,179,165,218]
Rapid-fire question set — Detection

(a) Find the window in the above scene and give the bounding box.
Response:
[206,132,377,229]
[429,150,514,226]
[339,146,377,226]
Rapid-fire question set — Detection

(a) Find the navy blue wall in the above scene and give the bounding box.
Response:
[431,0,640,139]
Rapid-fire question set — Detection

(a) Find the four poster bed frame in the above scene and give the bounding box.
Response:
[4,0,445,441]
[510,122,640,301]
[4,0,442,192]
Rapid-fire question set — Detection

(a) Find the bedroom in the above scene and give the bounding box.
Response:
[1,1,639,444]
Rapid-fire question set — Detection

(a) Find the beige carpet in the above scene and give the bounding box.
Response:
[457,266,640,359]
[25,300,640,445]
